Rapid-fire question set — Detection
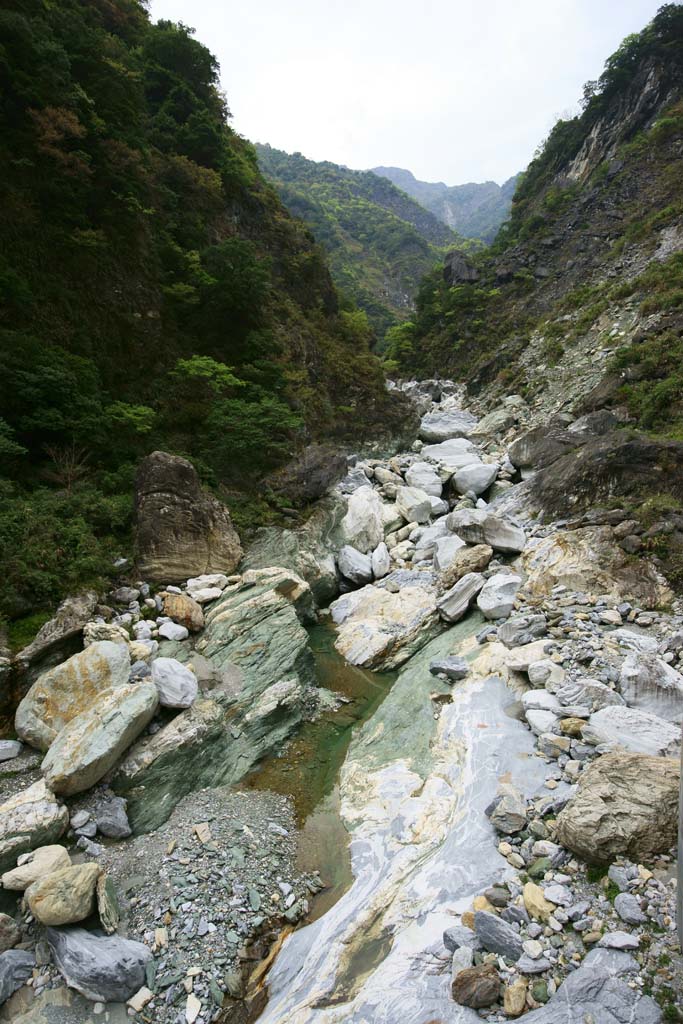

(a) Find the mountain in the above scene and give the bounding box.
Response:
[372,166,519,242]
[0,0,411,620]
[255,144,462,337]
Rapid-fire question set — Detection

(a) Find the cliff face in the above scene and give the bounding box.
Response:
[372,166,518,242]
[255,144,460,337]
[389,4,683,437]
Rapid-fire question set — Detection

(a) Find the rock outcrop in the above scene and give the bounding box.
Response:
[134,451,243,583]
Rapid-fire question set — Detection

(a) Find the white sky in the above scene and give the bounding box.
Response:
[148,0,665,185]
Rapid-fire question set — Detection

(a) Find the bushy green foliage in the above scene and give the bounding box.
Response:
[255,144,459,338]
[0,0,404,619]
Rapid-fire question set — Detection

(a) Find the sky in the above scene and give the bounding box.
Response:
[148,0,665,186]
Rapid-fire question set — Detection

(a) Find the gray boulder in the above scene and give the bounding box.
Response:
[473,910,523,960]
[429,656,469,681]
[371,543,391,580]
[0,782,68,873]
[437,573,485,623]
[453,463,499,496]
[340,485,383,553]
[582,705,680,756]
[0,742,22,762]
[446,508,526,554]
[619,652,683,724]
[404,462,442,496]
[553,677,625,712]
[433,534,466,573]
[395,485,432,524]
[0,949,35,1004]
[419,409,478,442]
[489,786,527,834]
[151,657,198,709]
[614,893,646,925]
[338,546,373,585]
[421,438,480,472]
[93,797,131,840]
[47,927,152,1003]
[477,574,522,619]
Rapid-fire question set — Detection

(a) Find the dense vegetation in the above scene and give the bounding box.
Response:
[0,0,406,621]
[256,144,460,337]
[372,166,518,243]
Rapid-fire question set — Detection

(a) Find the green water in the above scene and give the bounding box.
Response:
[242,621,396,917]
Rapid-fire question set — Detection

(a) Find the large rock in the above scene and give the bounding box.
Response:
[47,927,152,1003]
[42,683,159,797]
[1,844,70,891]
[14,591,98,671]
[264,444,347,503]
[15,642,131,752]
[161,592,204,633]
[433,535,466,573]
[437,573,485,623]
[0,782,68,873]
[474,911,523,960]
[521,527,669,610]
[555,752,679,863]
[451,963,500,1008]
[26,863,101,926]
[337,546,373,585]
[439,544,493,588]
[413,519,449,560]
[446,508,526,554]
[150,658,198,709]
[330,584,440,670]
[395,486,432,524]
[453,463,499,496]
[419,409,478,442]
[242,494,344,605]
[0,950,35,1005]
[477,574,522,619]
[582,705,680,757]
[340,485,384,553]
[404,462,442,497]
[553,677,625,711]
[619,652,683,724]
[134,450,242,583]
[421,438,480,472]
[522,948,661,1023]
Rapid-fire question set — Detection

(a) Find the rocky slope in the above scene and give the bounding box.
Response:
[255,145,460,336]
[372,166,519,242]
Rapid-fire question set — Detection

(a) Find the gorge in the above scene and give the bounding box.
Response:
[0,3,682,1024]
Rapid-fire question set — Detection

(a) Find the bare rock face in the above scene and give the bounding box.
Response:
[264,444,347,504]
[555,752,679,864]
[134,451,242,584]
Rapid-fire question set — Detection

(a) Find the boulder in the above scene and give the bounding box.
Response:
[439,544,493,588]
[446,508,526,554]
[161,592,204,633]
[14,591,98,670]
[92,796,131,840]
[0,782,68,874]
[477,574,522,619]
[0,915,20,954]
[264,444,347,503]
[413,519,450,560]
[0,950,35,1005]
[521,527,669,610]
[404,462,442,496]
[553,677,625,711]
[437,573,485,623]
[582,705,680,757]
[433,535,466,573]
[451,963,500,1009]
[47,927,153,1003]
[1,844,70,891]
[619,652,683,724]
[338,546,373,585]
[429,656,469,682]
[26,863,101,926]
[150,658,198,709]
[555,752,679,863]
[474,910,523,960]
[15,642,131,752]
[340,486,384,553]
[497,614,547,649]
[505,640,553,673]
[371,543,391,580]
[489,786,527,834]
[421,438,480,472]
[157,621,188,642]
[134,451,242,584]
[528,659,565,689]
[420,409,478,442]
[42,683,159,797]
[330,584,440,670]
[395,486,432,524]
[453,463,499,496]
[0,742,22,762]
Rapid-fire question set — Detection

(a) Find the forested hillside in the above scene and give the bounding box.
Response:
[372,166,518,242]
[256,144,461,336]
[0,0,407,621]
